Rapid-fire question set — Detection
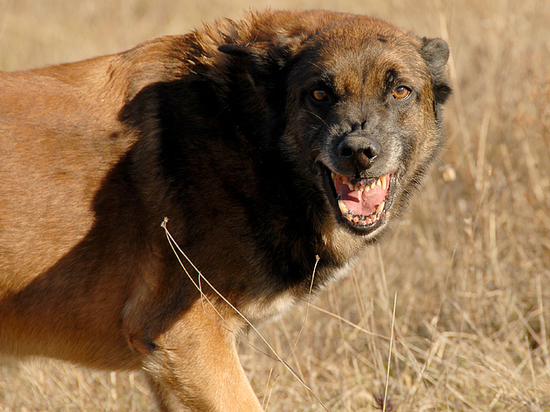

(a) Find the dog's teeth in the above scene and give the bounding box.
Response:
[338,200,348,214]
[380,175,387,190]
[364,185,371,193]
[331,172,336,180]
[348,183,354,191]
[370,181,376,189]
[376,202,385,214]
[376,178,382,187]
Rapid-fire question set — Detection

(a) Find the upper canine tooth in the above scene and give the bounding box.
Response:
[380,175,387,190]
[376,178,382,187]
[338,199,348,214]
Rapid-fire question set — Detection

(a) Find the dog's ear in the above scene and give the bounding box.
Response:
[217,42,295,112]
[421,38,452,104]
[216,42,294,142]
[218,41,292,71]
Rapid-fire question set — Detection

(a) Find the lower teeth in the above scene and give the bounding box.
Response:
[337,200,385,226]
[344,211,382,226]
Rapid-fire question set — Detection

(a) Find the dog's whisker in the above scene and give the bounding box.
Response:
[303,109,330,129]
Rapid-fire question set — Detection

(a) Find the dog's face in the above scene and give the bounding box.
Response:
[275,22,451,239]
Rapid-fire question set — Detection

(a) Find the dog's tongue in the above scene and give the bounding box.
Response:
[334,176,388,216]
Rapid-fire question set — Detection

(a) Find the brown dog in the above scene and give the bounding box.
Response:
[0,9,450,411]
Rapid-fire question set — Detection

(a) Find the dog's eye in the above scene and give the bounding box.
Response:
[312,89,329,102]
[393,86,411,100]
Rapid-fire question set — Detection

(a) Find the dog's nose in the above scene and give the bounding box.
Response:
[337,135,380,170]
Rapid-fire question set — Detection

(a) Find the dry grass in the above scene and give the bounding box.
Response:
[1,0,549,410]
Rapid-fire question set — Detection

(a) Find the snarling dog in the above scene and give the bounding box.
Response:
[0,9,450,411]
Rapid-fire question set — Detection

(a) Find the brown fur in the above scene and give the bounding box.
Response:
[0,10,450,411]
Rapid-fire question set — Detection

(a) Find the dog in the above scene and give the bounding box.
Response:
[0,9,450,411]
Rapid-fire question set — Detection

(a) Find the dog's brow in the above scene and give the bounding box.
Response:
[307,61,324,71]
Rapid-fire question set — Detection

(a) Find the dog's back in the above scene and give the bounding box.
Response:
[0,56,135,366]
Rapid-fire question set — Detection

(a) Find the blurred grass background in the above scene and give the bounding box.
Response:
[1,0,550,410]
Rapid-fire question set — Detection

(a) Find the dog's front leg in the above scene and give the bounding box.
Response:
[141,301,264,412]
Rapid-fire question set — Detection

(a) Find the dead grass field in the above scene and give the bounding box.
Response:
[1,0,550,410]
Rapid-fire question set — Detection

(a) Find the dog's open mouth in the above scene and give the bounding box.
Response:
[327,171,392,233]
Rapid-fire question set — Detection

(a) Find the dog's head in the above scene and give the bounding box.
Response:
[283,19,451,239]
[215,11,451,243]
